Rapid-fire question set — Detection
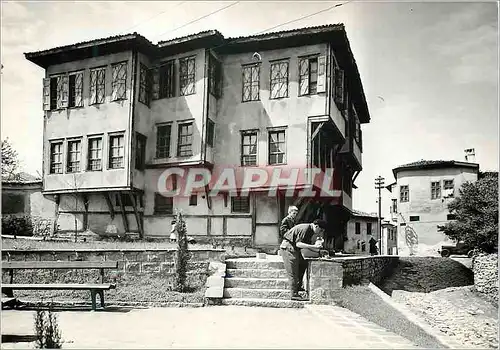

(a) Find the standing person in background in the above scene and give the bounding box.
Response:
[170,219,177,243]
[369,237,378,256]
[280,219,327,301]
[280,206,299,241]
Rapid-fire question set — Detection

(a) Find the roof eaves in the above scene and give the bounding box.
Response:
[157,29,223,47]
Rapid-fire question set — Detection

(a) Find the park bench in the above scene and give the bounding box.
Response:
[1,261,118,311]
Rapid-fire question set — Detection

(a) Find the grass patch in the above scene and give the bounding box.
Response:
[330,285,445,349]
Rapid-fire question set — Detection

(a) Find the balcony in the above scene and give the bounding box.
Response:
[339,136,362,171]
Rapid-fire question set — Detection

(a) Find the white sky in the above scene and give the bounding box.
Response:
[1,1,498,217]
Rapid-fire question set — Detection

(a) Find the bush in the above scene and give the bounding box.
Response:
[2,215,33,237]
[174,211,190,292]
[34,305,63,349]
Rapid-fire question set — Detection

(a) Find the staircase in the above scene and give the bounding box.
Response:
[222,256,309,308]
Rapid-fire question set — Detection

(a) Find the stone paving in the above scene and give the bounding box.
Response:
[1,305,419,349]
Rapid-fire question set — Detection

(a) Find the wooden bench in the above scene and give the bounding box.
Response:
[1,261,118,311]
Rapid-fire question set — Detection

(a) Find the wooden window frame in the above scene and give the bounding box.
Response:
[135,132,147,170]
[111,61,128,101]
[400,185,409,202]
[241,64,260,102]
[138,63,150,106]
[268,128,287,165]
[269,60,289,99]
[108,133,125,169]
[87,136,103,171]
[66,138,82,173]
[159,60,176,99]
[49,140,64,174]
[189,194,198,206]
[241,130,258,166]
[355,222,361,235]
[154,193,173,214]
[177,122,193,157]
[68,71,84,108]
[431,181,441,200]
[156,123,172,159]
[179,56,196,96]
[231,196,250,213]
[206,119,215,147]
[89,67,106,105]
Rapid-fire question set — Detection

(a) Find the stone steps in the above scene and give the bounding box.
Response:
[221,298,307,308]
[224,277,289,289]
[223,288,291,300]
[225,259,284,270]
[226,268,288,279]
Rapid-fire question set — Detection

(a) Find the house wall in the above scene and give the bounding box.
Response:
[44,51,135,192]
[395,166,478,256]
[381,224,398,255]
[345,216,379,255]
[214,44,331,170]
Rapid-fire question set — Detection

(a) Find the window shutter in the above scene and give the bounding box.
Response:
[317,55,326,93]
[334,68,345,105]
[298,58,309,96]
[151,68,159,100]
[42,78,51,111]
[60,74,69,108]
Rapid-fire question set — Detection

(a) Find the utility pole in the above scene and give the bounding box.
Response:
[375,176,385,254]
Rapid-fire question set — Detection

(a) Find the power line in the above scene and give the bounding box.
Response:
[255,1,353,35]
[153,1,240,42]
[119,1,187,35]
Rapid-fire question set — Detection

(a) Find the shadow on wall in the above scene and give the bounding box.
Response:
[378,256,474,295]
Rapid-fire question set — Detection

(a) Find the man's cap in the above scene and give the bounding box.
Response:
[288,206,298,212]
[313,219,328,229]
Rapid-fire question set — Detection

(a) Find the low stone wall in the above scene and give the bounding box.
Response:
[1,248,226,304]
[307,256,399,304]
[472,253,498,305]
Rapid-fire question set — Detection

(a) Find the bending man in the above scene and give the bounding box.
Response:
[280,219,327,301]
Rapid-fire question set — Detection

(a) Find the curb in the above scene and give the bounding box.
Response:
[13,299,205,309]
[368,283,467,349]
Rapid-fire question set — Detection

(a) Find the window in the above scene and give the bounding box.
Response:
[49,141,63,174]
[231,196,250,213]
[355,222,361,235]
[156,124,171,158]
[447,214,457,220]
[206,119,215,147]
[409,216,420,222]
[444,180,454,197]
[270,60,288,99]
[242,64,260,102]
[179,57,196,96]
[298,56,326,96]
[159,61,175,99]
[66,139,81,173]
[189,194,198,206]
[139,64,150,105]
[241,131,258,166]
[361,241,366,252]
[154,193,173,214]
[90,67,106,105]
[1,193,25,214]
[367,223,372,235]
[209,54,222,98]
[49,75,68,110]
[109,134,125,169]
[68,71,83,108]
[177,122,193,157]
[87,137,103,171]
[268,129,286,165]
[354,115,361,145]
[135,133,147,170]
[391,199,398,214]
[400,185,409,202]
[111,62,127,101]
[431,181,441,199]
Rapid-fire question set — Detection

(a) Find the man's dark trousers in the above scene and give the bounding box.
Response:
[281,243,303,296]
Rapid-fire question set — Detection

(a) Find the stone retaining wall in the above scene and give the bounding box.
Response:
[472,253,498,305]
[307,256,399,304]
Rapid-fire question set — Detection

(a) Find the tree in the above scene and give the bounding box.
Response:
[2,138,19,178]
[438,172,498,253]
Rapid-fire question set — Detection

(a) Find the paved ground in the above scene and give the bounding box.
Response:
[1,305,419,349]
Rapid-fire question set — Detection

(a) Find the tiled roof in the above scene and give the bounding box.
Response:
[2,172,42,184]
[392,159,480,178]
[157,30,223,47]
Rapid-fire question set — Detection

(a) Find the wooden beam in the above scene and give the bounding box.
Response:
[104,193,115,220]
[82,194,89,231]
[116,192,129,233]
[251,194,257,236]
[204,184,212,210]
[128,192,144,239]
[53,195,60,236]
[311,122,325,141]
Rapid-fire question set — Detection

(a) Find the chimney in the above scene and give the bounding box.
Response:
[464,148,476,163]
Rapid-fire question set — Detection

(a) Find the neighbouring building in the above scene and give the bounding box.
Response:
[24,24,370,250]
[386,159,479,256]
[381,220,397,255]
[344,210,379,255]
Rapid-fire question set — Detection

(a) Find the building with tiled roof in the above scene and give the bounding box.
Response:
[387,154,480,256]
[23,24,371,249]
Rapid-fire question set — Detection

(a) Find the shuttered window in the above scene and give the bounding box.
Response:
[298,55,326,96]
[139,64,150,106]
[68,71,83,108]
[111,62,127,101]
[90,67,106,105]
